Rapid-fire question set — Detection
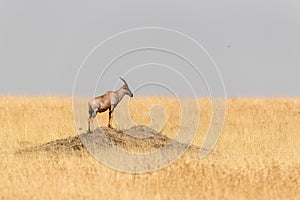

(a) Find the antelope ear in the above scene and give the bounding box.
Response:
[119,77,128,86]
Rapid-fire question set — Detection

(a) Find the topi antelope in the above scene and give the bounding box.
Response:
[88,77,133,132]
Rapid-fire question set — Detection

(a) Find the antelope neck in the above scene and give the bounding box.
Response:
[116,88,126,101]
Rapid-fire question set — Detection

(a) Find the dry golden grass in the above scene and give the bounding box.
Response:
[0,96,300,199]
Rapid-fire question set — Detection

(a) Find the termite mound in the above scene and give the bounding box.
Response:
[18,125,199,155]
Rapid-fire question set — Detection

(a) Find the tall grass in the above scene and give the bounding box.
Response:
[0,96,299,199]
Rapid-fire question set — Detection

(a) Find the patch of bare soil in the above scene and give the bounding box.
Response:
[18,125,199,155]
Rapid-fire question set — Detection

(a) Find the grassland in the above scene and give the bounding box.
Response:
[0,96,300,199]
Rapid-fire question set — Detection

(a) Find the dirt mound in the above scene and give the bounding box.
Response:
[19,125,199,154]
[18,135,84,153]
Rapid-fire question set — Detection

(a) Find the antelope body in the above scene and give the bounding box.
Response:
[88,77,133,132]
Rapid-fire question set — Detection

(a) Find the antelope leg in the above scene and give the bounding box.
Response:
[108,109,113,128]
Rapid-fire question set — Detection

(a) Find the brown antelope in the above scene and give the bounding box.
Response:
[88,77,133,132]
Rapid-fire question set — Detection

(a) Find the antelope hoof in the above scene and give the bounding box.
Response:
[108,125,113,129]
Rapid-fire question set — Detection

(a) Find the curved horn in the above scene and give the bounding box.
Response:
[120,77,128,86]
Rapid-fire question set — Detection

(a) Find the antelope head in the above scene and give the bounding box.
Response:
[120,77,133,97]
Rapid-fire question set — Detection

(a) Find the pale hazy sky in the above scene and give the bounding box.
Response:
[0,0,299,97]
